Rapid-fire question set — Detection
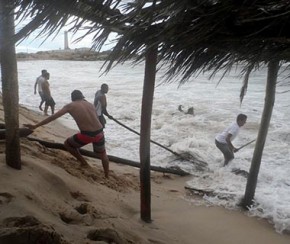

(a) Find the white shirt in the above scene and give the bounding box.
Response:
[94,90,103,116]
[215,122,240,144]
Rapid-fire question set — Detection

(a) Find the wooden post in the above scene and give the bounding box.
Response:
[140,44,158,222]
[242,60,279,208]
[0,1,21,169]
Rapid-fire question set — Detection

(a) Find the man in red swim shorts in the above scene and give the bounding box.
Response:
[24,90,109,178]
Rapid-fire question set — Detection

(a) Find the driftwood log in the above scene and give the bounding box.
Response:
[0,125,189,176]
[0,128,33,139]
[109,117,208,170]
[26,137,189,176]
[184,185,214,196]
[185,186,235,200]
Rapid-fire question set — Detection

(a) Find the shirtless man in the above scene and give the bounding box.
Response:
[42,72,55,116]
[24,90,109,178]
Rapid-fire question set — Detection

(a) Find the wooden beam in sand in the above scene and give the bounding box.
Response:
[25,137,190,176]
[0,128,33,139]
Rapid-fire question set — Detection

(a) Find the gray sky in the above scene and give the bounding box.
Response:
[14,1,129,53]
[16,30,115,53]
[15,15,116,53]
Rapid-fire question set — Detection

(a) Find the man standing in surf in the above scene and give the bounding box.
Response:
[94,83,112,128]
[215,114,247,166]
[34,69,47,111]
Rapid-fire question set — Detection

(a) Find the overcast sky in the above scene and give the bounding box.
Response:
[14,2,130,53]
[14,13,118,54]
[16,29,116,53]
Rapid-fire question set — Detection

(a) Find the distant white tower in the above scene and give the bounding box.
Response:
[64,31,70,50]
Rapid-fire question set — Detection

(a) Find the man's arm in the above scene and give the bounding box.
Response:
[100,95,111,117]
[34,79,38,94]
[226,134,236,152]
[93,93,98,107]
[24,106,69,130]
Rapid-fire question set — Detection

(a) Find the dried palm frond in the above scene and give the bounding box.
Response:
[13,0,290,86]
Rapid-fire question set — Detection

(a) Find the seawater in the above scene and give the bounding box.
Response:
[16,60,290,233]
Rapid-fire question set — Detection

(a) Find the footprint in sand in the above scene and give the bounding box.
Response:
[75,203,89,215]
[87,228,124,243]
[59,202,116,226]
[0,192,14,205]
[75,203,114,219]
[2,216,41,227]
[59,211,84,225]
[0,216,66,244]
[70,191,90,202]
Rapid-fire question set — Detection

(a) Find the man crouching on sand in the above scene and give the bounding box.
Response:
[24,90,109,178]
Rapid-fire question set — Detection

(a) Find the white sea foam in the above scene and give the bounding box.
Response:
[16,60,290,233]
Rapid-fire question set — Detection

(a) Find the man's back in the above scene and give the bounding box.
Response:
[41,79,50,97]
[35,76,45,92]
[65,100,103,132]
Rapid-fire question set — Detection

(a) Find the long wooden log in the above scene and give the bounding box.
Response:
[0,128,33,140]
[26,137,189,176]
[1,124,207,170]
[185,186,235,199]
[110,117,208,169]
[0,125,189,176]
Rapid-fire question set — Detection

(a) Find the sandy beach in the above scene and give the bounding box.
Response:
[0,101,290,244]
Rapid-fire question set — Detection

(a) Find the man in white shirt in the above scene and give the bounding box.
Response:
[215,114,247,166]
[94,83,112,127]
[34,69,47,111]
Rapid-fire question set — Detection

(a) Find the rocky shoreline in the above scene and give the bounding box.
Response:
[16,48,110,61]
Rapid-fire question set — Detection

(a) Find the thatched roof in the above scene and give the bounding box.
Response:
[14,0,290,81]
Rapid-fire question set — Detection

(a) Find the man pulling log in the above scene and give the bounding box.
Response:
[24,90,110,178]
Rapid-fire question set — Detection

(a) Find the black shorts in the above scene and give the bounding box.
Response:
[44,96,55,106]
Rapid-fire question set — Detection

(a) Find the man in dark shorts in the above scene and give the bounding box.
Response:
[94,83,112,128]
[42,72,56,116]
[34,69,47,111]
[24,90,109,178]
